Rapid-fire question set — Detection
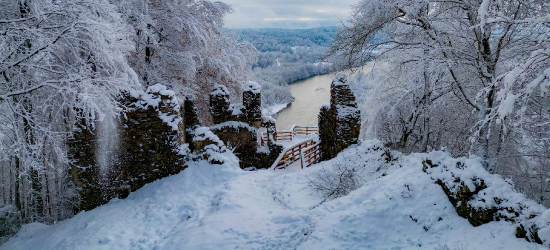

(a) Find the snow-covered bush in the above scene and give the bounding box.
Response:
[308,160,363,200]
[190,127,239,166]
[0,205,21,244]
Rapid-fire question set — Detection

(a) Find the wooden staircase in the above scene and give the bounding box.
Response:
[261,125,321,170]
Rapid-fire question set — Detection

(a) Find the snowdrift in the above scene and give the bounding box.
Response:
[2,140,549,249]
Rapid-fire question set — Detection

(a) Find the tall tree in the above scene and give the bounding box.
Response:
[0,0,138,222]
[115,0,257,123]
[329,0,550,170]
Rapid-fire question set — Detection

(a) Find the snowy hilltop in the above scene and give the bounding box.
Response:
[3,140,549,250]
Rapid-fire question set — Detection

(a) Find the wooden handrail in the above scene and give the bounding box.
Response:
[260,125,321,170]
[272,138,320,169]
[293,126,319,136]
[276,131,293,141]
[301,142,321,168]
[260,131,269,146]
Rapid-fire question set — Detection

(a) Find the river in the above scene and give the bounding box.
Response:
[275,74,333,130]
[274,64,375,130]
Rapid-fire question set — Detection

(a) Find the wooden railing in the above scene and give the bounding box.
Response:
[258,128,269,146]
[272,138,320,169]
[293,126,319,136]
[301,142,321,168]
[268,125,319,144]
[276,131,293,141]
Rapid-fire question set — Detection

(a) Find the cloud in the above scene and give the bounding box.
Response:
[221,0,357,29]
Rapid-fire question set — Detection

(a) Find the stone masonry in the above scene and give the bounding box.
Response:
[209,82,281,169]
[319,73,361,160]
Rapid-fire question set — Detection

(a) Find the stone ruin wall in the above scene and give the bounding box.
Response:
[68,81,274,212]
[209,82,282,169]
[69,84,189,210]
[318,73,361,161]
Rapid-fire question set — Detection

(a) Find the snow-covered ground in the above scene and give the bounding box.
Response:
[263,103,290,117]
[2,141,548,250]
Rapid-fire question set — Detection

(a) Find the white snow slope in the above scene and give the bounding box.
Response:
[2,140,549,250]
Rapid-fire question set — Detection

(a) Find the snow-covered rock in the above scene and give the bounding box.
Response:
[422,151,548,244]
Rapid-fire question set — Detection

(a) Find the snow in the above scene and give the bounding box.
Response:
[147,84,175,97]
[263,115,276,124]
[2,140,548,250]
[243,81,261,94]
[1,158,242,250]
[210,121,256,132]
[336,104,360,119]
[313,62,332,67]
[128,84,182,131]
[229,104,244,116]
[263,103,290,116]
[137,84,178,109]
[478,0,491,32]
[332,72,348,85]
[210,84,229,97]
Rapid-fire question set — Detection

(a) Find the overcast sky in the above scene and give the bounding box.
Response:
[222,0,358,29]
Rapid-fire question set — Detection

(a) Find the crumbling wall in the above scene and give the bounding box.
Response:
[115,84,186,197]
[209,85,232,125]
[184,96,201,151]
[318,73,361,160]
[68,119,103,212]
[208,82,280,169]
[243,81,262,128]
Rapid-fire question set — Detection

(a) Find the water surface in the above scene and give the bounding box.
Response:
[275,74,333,130]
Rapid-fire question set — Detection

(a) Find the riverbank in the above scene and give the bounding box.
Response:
[275,74,333,129]
[263,100,293,118]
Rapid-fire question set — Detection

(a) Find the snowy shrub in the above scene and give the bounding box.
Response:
[309,160,363,200]
[0,205,21,244]
[190,127,239,166]
[423,151,550,245]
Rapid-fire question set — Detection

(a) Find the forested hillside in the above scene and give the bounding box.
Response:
[234,27,338,107]
[0,0,255,228]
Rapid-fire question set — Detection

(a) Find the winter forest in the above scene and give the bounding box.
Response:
[1,0,550,249]
[236,27,338,106]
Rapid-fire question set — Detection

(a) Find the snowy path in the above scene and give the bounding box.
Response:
[2,142,546,250]
[1,161,324,250]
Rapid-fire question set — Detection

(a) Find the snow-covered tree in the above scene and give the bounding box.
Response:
[0,0,259,223]
[331,0,549,162]
[0,0,138,222]
[331,0,550,202]
[115,0,257,124]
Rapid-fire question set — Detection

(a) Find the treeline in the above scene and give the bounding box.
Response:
[0,0,256,225]
[234,27,338,106]
[237,27,337,51]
